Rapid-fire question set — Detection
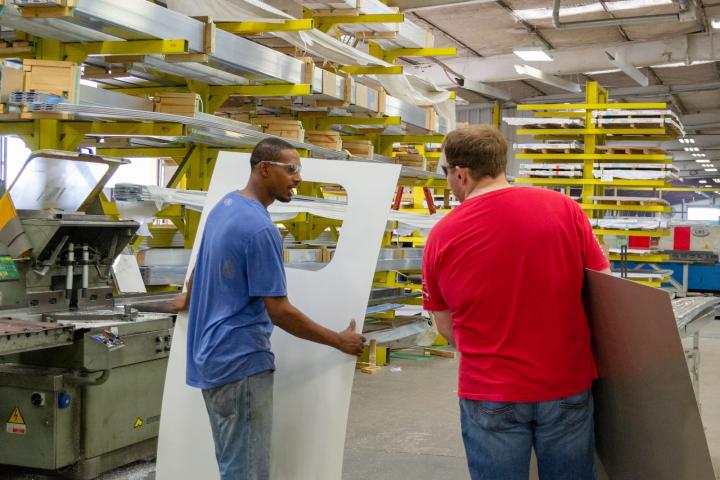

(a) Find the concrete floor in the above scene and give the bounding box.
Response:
[3,321,720,480]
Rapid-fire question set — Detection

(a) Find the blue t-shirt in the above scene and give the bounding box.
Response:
[186,192,287,389]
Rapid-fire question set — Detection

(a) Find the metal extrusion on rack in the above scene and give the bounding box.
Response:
[0,0,306,84]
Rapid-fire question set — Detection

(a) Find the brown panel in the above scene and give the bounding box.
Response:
[584,270,715,480]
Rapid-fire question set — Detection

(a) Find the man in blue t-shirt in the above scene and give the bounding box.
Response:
[185,138,365,480]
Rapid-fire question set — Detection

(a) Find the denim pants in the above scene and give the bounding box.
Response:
[202,370,274,480]
[460,388,596,480]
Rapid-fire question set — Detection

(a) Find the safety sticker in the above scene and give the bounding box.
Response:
[6,407,26,435]
[134,417,143,429]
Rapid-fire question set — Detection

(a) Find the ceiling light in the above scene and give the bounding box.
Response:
[712,18,720,29]
[713,178,720,183]
[513,46,553,62]
[699,180,708,184]
[689,138,696,143]
[705,168,718,172]
[684,147,693,151]
[696,159,710,163]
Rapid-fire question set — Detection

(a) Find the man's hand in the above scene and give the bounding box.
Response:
[172,291,189,312]
[336,319,366,355]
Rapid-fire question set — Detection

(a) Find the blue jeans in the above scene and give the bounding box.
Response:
[202,370,274,480]
[460,388,596,480]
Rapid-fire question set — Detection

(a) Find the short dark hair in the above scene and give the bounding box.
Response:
[442,125,508,180]
[250,138,295,169]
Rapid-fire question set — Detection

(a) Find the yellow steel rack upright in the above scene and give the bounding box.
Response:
[512,81,678,287]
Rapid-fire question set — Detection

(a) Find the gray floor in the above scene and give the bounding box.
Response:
[3,322,720,480]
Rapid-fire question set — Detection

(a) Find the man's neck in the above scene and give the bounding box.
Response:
[238,181,273,208]
[464,175,511,201]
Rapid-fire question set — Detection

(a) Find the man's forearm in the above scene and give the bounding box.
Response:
[433,310,455,346]
[271,303,340,348]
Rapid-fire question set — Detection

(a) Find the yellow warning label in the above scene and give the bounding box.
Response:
[7,407,24,425]
[133,417,143,429]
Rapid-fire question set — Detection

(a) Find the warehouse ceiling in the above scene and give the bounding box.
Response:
[394,0,720,197]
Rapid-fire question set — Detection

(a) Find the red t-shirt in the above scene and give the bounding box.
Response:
[422,186,609,402]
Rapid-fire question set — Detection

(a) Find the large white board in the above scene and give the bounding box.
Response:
[156,153,401,479]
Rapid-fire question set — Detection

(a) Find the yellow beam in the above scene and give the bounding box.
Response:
[64,39,188,58]
[217,19,314,34]
[373,46,457,63]
[340,65,403,75]
[209,84,311,97]
[516,128,668,135]
[518,102,667,111]
[582,204,671,213]
[609,254,669,263]
[516,153,670,161]
[514,177,668,187]
[315,13,404,33]
[61,122,185,136]
[0,122,34,135]
[594,229,670,237]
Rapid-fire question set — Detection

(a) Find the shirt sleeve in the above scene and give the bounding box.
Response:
[245,226,288,297]
[422,233,449,312]
[575,204,610,271]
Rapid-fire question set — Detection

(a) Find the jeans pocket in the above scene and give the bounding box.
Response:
[558,389,591,426]
[204,381,244,419]
[463,400,517,432]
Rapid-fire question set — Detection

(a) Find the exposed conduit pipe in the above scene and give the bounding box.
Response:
[552,0,688,30]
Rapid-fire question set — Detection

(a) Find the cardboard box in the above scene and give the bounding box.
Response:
[307,130,342,151]
[394,154,426,170]
[22,59,79,102]
[153,92,200,117]
[425,107,438,132]
[0,62,23,103]
[342,139,374,160]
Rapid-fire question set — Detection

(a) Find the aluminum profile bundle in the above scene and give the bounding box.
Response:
[672,296,720,332]
[113,183,146,202]
[9,91,64,105]
[1,0,305,85]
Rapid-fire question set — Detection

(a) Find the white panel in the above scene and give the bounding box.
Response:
[112,254,147,293]
[156,153,401,480]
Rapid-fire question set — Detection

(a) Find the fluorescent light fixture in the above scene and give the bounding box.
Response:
[514,64,582,93]
[697,159,711,163]
[513,46,554,62]
[712,18,720,29]
[684,147,693,151]
[699,180,708,183]
[713,178,720,183]
[705,168,718,172]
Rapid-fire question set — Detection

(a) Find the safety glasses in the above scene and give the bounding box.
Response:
[263,160,302,174]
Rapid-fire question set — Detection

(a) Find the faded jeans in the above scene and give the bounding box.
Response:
[202,370,274,480]
[460,388,596,480]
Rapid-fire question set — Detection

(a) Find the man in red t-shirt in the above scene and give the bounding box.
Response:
[422,125,610,480]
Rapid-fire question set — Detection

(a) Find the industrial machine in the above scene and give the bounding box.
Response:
[0,151,174,479]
